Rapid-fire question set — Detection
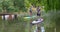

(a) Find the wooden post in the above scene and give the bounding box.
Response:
[3,15,5,20]
[14,14,17,20]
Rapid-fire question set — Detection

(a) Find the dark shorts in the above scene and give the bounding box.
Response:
[37,13,41,16]
[30,11,32,13]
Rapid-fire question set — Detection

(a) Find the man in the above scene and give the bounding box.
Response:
[37,6,41,16]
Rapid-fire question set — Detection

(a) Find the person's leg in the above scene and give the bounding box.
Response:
[30,11,32,16]
[37,13,38,16]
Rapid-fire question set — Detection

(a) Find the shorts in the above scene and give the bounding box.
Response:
[37,13,41,16]
[30,11,32,13]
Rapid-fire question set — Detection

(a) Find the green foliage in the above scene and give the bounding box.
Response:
[39,0,60,12]
[28,0,41,6]
[43,11,56,27]
[0,0,59,12]
[24,0,31,8]
[0,7,2,12]
[7,6,19,12]
[0,0,28,12]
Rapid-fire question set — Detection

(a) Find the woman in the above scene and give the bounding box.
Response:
[29,6,33,16]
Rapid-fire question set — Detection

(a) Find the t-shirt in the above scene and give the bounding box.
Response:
[37,7,41,12]
[30,7,32,13]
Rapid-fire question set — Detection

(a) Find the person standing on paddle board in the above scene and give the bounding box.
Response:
[29,6,33,16]
[37,6,41,16]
